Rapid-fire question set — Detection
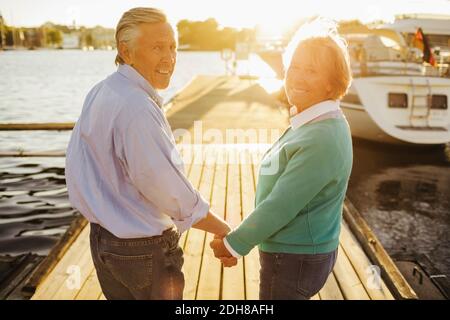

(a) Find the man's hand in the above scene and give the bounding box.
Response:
[210,237,238,268]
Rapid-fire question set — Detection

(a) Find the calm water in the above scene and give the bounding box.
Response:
[347,140,450,278]
[0,157,71,256]
[0,50,224,153]
[0,50,449,284]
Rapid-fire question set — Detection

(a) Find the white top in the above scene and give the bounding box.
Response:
[65,64,209,238]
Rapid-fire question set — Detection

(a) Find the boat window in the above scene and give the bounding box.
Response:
[388,93,408,108]
[430,95,448,110]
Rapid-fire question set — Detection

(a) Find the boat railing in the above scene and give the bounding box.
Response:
[351,59,449,78]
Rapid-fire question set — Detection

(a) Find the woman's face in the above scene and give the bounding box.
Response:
[284,45,332,110]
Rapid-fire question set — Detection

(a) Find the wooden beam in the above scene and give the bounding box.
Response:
[0,123,75,131]
[222,155,245,300]
[196,149,224,299]
[343,198,418,300]
[241,150,260,300]
[0,151,66,157]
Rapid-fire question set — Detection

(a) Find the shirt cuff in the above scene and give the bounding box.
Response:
[223,237,242,259]
[224,229,254,256]
[172,191,209,234]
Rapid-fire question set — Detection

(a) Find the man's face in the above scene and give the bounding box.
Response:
[284,45,331,110]
[130,22,177,90]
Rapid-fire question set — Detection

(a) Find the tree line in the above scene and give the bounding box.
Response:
[177,18,255,50]
[0,17,255,50]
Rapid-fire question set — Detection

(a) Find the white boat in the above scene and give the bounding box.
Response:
[340,20,450,145]
[342,76,450,145]
[255,17,450,145]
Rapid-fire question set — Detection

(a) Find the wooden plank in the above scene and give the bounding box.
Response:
[343,199,417,299]
[32,226,90,299]
[222,155,245,300]
[181,149,209,300]
[196,149,225,300]
[0,122,75,131]
[241,150,260,300]
[190,147,215,299]
[311,293,321,300]
[333,244,370,300]
[339,221,394,300]
[319,272,344,300]
[74,267,103,300]
[50,242,94,299]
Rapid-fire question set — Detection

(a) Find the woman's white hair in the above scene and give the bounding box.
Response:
[283,17,352,100]
[115,7,167,65]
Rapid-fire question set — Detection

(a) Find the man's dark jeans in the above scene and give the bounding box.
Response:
[259,249,338,300]
[89,223,184,300]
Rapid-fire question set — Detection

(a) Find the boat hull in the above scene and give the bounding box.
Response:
[341,76,450,146]
[340,103,408,144]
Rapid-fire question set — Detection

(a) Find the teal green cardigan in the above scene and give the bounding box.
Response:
[225,118,353,256]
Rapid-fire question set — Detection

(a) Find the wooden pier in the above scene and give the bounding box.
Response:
[32,145,395,300]
[1,75,416,299]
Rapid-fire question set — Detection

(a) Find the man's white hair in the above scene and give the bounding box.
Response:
[115,7,167,65]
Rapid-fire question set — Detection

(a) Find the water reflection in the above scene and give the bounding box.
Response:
[348,140,450,277]
[0,157,77,256]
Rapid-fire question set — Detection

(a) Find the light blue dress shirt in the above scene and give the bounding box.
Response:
[65,64,209,238]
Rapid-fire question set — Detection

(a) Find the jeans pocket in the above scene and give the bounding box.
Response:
[102,252,153,290]
[296,255,334,297]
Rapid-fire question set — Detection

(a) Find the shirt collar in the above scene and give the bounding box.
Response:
[290,100,340,130]
[117,64,164,108]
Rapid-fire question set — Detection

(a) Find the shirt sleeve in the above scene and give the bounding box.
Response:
[117,108,209,234]
[225,142,337,256]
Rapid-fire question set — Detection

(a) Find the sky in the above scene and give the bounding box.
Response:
[0,0,449,30]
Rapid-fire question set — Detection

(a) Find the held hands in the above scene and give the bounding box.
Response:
[210,234,238,268]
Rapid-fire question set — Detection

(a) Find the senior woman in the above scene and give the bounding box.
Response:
[210,20,353,300]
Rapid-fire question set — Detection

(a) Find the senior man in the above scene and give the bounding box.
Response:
[65,7,231,300]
